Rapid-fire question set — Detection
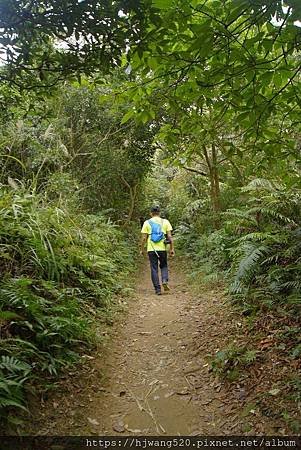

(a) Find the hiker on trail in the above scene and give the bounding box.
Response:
[140,206,175,295]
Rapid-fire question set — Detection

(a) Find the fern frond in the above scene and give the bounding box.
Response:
[0,356,31,375]
[231,243,266,293]
[242,178,281,192]
[248,206,296,225]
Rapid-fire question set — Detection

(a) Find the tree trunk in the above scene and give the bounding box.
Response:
[211,143,221,216]
[120,176,138,223]
[203,145,220,228]
[128,184,138,222]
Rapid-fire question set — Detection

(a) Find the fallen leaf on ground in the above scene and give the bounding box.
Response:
[113,420,125,433]
[176,389,190,395]
[88,417,99,426]
[268,388,280,396]
[164,391,175,398]
[125,426,142,433]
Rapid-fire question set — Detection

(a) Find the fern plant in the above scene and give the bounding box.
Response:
[223,180,301,314]
[0,356,31,415]
[210,346,259,380]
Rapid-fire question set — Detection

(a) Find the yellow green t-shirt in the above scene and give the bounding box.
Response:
[141,216,173,252]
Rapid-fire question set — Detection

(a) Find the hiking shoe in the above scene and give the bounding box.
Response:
[162,282,170,292]
[155,290,162,295]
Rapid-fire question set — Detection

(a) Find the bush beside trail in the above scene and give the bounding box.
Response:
[173,179,301,432]
[0,188,135,427]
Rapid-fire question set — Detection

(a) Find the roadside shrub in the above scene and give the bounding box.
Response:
[177,180,301,315]
[0,187,134,423]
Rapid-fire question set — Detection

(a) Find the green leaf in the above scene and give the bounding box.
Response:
[273,72,283,89]
[260,71,273,85]
[147,57,159,70]
[0,311,22,321]
[152,0,174,9]
[262,39,274,52]
[140,110,151,124]
[0,399,28,411]
[121,110,136,124]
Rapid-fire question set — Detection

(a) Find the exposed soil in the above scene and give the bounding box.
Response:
[25,260,295,436]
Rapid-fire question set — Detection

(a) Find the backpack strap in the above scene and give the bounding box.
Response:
[159,218,167,239]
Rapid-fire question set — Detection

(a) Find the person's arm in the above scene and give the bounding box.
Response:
[140,233,148,255]
[166,230,175,256]
[140,221,149,255]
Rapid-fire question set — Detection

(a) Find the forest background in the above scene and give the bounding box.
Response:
[0,0,300,433]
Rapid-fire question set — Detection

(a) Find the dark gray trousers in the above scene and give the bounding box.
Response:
[148,251,168,292]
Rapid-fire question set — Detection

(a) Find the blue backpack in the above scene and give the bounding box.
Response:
[148,219,164,243]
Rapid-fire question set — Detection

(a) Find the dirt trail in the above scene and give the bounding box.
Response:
[95,266,200,435]
[29,261,275,436]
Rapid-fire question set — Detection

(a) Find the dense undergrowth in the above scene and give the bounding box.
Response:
[174,178,301,431]
[0,187,136,428]
[179,179,301,317]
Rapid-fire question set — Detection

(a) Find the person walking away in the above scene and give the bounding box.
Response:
[140,206,175,295]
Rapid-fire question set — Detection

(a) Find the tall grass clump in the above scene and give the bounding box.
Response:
[0,187,134,425]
